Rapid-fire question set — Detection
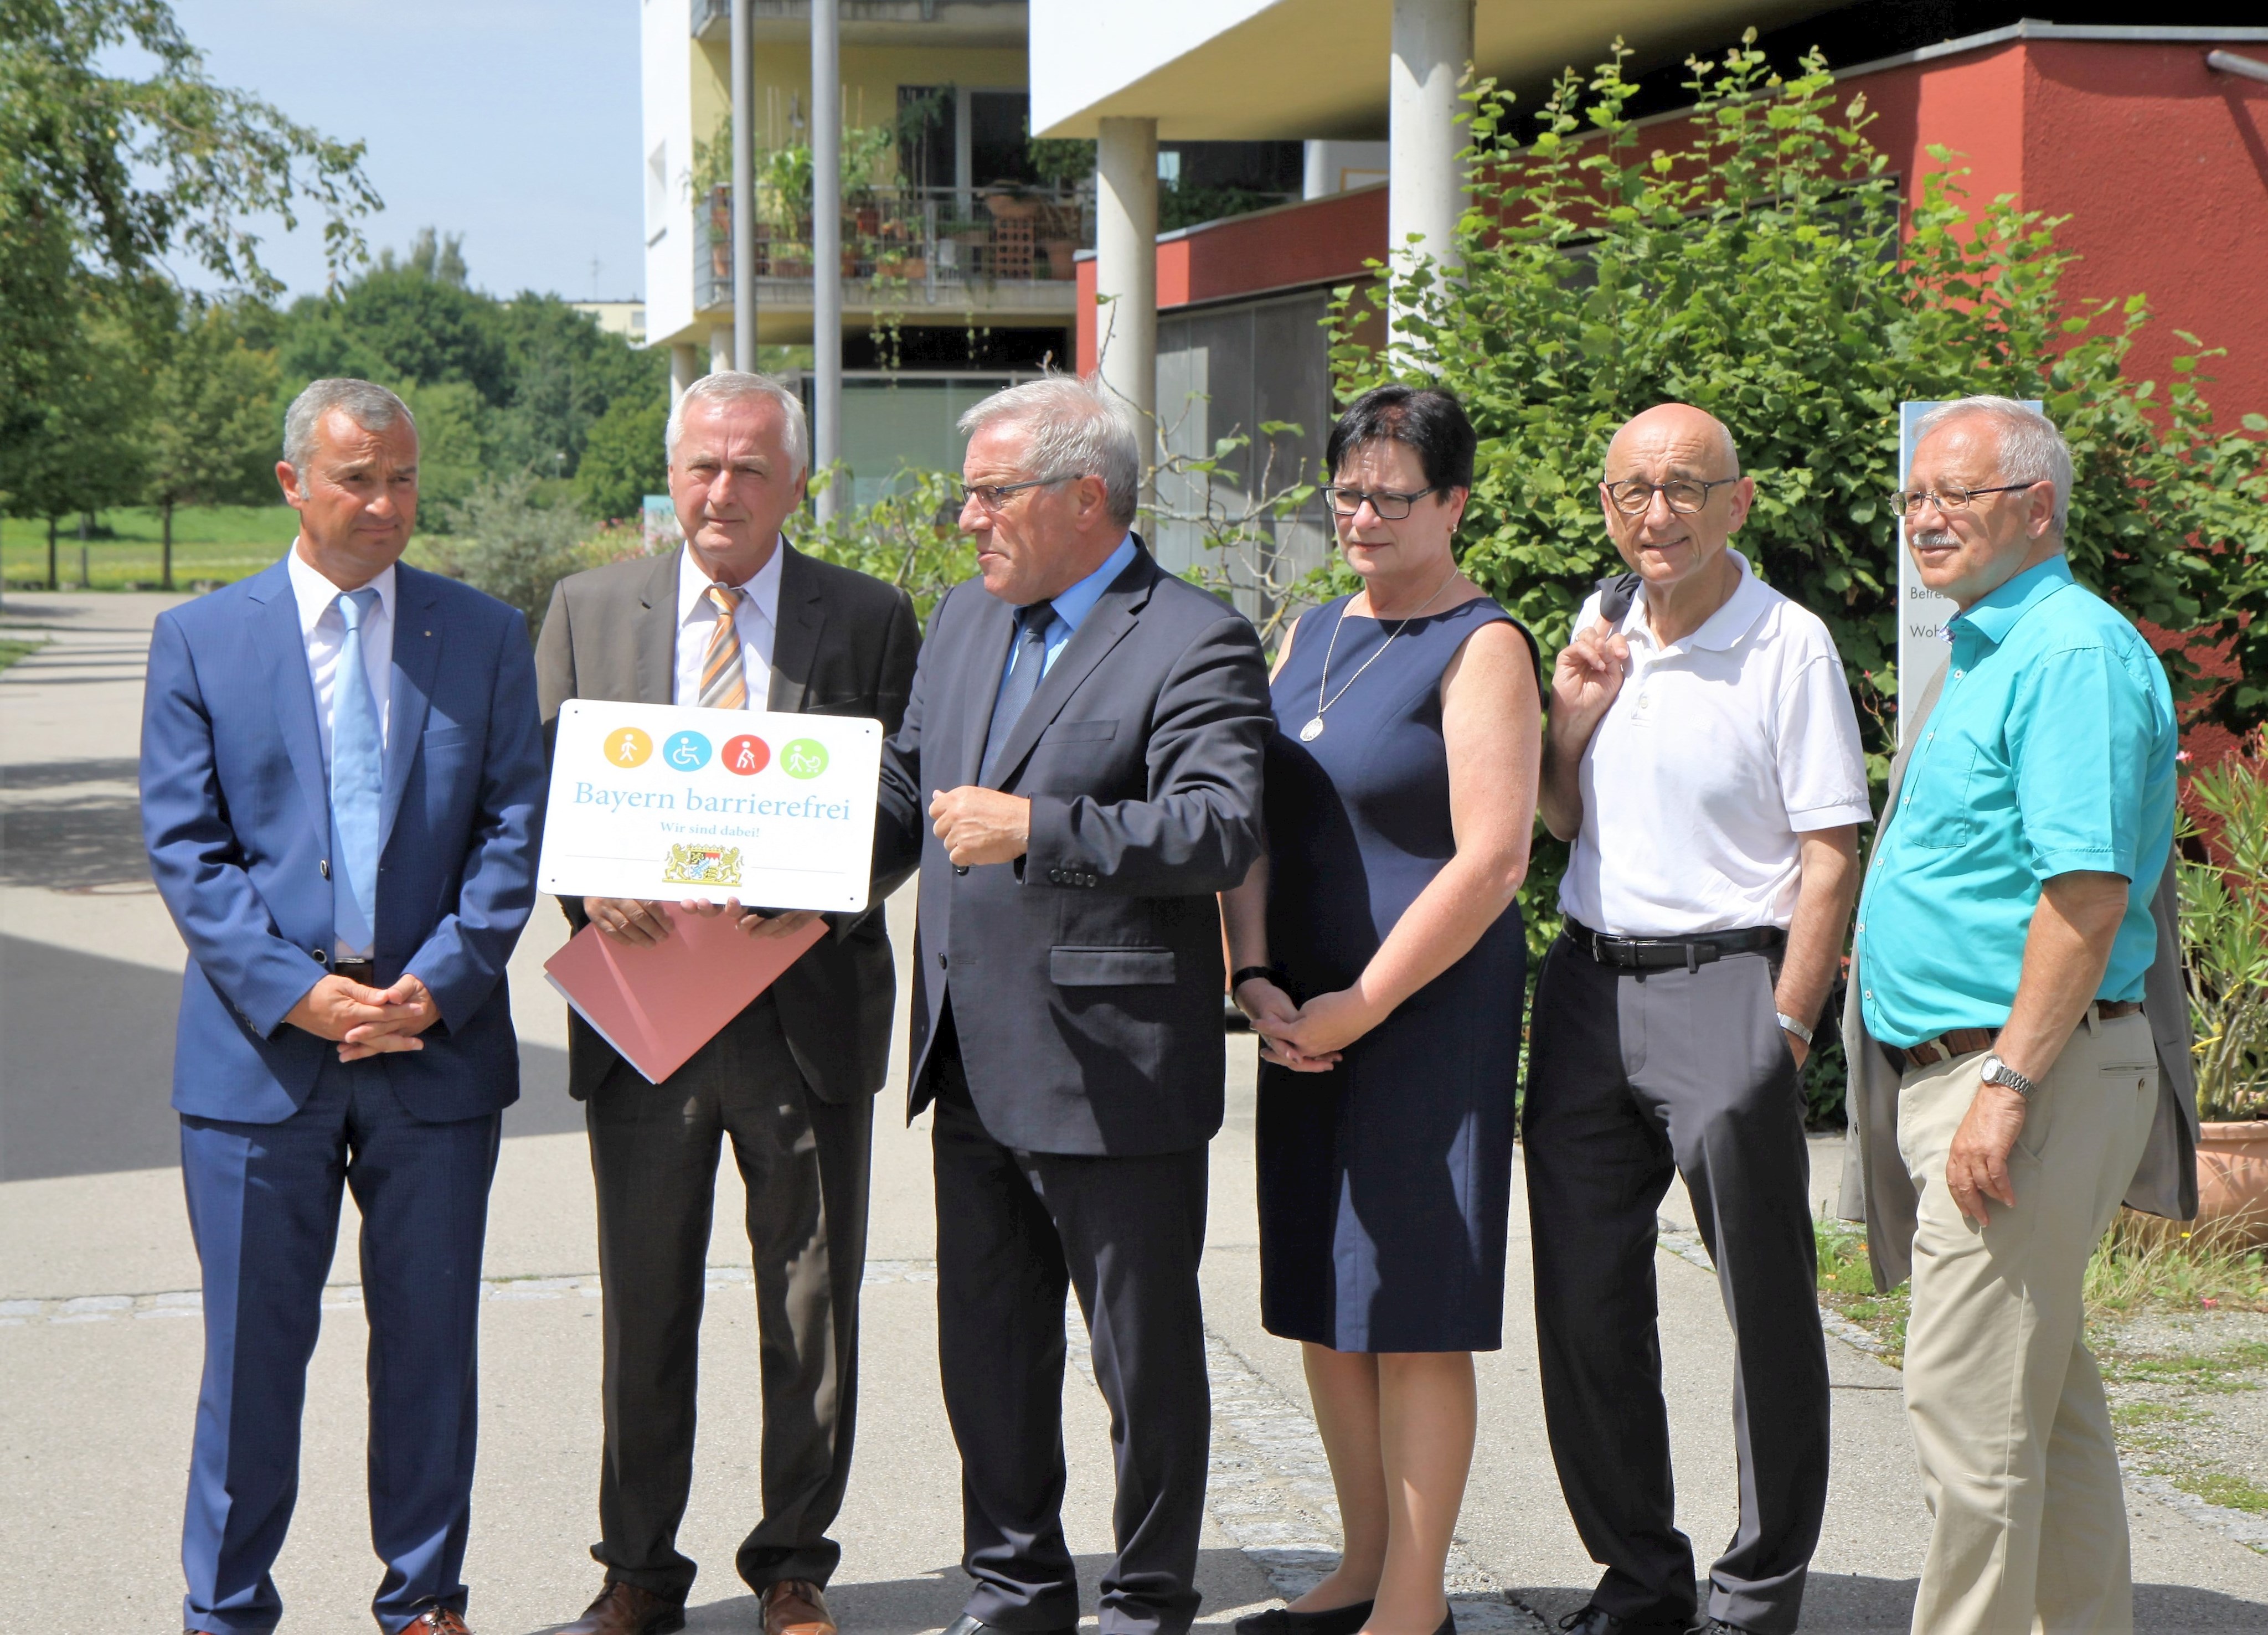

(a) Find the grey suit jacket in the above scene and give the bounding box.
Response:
[536,543,922,1103]
[1836,666,2200,1291]
[872,539,1272,1156]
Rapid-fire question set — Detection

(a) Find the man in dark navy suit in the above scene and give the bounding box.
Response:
[140,378,546,1635]
[872,376,1271,1635]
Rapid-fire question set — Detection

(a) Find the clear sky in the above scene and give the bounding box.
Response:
[163,0,645,303]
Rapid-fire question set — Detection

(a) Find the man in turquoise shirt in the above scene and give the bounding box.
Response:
[1855,397,2177,1635]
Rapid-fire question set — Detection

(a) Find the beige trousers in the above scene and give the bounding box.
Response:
[1896,1010,2161,1635]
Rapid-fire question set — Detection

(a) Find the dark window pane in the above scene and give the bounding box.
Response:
[970,90,1036,188]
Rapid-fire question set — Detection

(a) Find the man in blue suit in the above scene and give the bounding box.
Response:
[141,377,547,1635]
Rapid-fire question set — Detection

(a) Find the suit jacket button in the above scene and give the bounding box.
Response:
[938,952,948,969]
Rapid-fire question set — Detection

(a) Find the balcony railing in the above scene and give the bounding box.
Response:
[694,184,1093,312]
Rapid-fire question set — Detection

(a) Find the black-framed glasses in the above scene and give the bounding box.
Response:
[1323,485,1440,521]
[1891,481,2042,516]
[960,472,1084,511]
[1601,477,1740,516]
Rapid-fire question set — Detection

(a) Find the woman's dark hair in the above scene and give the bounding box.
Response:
[1324,385,1477,493]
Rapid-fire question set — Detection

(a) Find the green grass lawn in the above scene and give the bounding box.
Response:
[3,504,300,589]
[2,506,456,590]
[0,637,48,672]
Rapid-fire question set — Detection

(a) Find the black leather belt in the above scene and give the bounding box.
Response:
[1562,918,1785,972]
[332,957,377,987]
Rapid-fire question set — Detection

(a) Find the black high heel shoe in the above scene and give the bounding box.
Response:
[1233,1601,1377,1635]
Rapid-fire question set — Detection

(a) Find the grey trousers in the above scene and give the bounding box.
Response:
[584,992,874,1603]
[1523,935,1829,1635]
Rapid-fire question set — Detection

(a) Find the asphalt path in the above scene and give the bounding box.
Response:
[6,588,2268,1631]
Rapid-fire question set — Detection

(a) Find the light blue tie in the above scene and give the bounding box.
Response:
[329,587,384,956]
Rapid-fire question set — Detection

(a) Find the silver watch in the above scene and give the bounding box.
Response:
[1979,1053,2038,1098]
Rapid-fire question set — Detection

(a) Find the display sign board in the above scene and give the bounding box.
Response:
[539,700,884,911]
[1895,400,2042,747]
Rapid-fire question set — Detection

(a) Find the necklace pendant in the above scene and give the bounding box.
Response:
[1298,716,1326,742]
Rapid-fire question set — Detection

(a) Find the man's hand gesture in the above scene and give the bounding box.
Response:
[1550,617,1630,739]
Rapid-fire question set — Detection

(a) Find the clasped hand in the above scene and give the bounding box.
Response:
[285,972,439,1063]
[584,896,822,947]
[1236,978,1377,1073]
[929,786,1032,867]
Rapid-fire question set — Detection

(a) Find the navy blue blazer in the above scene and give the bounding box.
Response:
[140,558,548,1126]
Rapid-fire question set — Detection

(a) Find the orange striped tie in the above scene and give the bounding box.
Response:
[698,583,748,709]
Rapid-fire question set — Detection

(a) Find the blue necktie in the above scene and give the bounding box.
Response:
[980,602,1056,787]
[329,587,384,957]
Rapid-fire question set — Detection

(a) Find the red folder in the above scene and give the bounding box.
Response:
[543,905,827,1085]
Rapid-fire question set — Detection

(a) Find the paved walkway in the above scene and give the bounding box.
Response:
[7,590,2268,1631]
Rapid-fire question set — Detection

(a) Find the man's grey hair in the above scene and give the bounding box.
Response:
[957,375,1141,527]
[283,379,417,473]
[667,370,810,476]
[1914,395,2073,534]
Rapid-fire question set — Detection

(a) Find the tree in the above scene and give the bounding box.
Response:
[142,298,284,587]
[429,472,595,635]
[574,390,669,521]
[1,0,377,524]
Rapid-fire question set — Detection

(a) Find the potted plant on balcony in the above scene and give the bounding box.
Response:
[981,185,1040,221]
[2180,736,2268,1243]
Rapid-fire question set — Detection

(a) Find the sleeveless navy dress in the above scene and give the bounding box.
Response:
[1256,593,1535,1353]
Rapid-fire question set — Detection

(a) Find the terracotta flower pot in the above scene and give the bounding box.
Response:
[983,192,1040,221]
[2195,1119,2268,1246]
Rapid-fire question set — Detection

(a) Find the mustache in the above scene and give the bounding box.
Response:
[1911,529,1958,549]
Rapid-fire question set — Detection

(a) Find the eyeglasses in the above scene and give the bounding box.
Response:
[1322,486,1440,521]
[959,472,1084,512]
[1890,481,2041,516]
[1601,477,1740,516]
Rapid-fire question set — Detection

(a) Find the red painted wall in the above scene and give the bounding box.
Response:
[1079,39,2268,429]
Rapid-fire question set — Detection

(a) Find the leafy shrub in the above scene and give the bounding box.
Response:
[429,471,603,636]
[575,389,668,522]
[2183,741,2268,1122]
[792,468,973,624]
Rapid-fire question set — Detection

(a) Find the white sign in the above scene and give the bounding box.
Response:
[539,700,884,912]
[1894,400,2042,746]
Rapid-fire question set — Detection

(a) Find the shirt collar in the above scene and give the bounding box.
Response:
[678,537,786,628]
[1623,548,1771,653]
[286,541,397,637]
[1041,533,1138,632]
[1949,553,2075,646]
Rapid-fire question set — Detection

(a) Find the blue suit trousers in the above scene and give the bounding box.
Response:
[178,1055,501,1634]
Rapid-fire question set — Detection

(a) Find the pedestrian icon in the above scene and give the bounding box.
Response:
[604,727,653,767]
[663,730,712,771]
[723,734,770,776]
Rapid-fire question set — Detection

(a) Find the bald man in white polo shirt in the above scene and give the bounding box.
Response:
[1525,404,1868,1635]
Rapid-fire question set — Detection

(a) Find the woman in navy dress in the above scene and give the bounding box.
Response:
[1223,387,1540,1635]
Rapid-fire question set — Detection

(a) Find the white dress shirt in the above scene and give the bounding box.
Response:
[286,544,396,958]
[674,538,784,708]
[287,543,395,760]
[1557,549,1872,936]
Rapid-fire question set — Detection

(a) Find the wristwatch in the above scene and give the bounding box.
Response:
[1775,1011,1813,1046]
[1978,1053,2039,1099]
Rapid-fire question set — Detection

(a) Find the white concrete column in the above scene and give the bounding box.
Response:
[730,0,756,372]
[671,343,699,405]
[811,0,842,521]
[1388,0,1471,338]
[710,324,734,375]
[1095,116,1158,482]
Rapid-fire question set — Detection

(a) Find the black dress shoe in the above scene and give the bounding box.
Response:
[942,1615,1077,1635]
[1234,1601,1375,1635]
[1554,1610,1693,1635]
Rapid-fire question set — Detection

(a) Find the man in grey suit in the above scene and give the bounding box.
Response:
[535,371,920,1635]
[872,375,1272,1635]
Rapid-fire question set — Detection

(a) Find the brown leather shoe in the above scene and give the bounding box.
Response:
[405,1608,473,1635]
[762,1579,837,1635]
[558,1581,687,1635]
